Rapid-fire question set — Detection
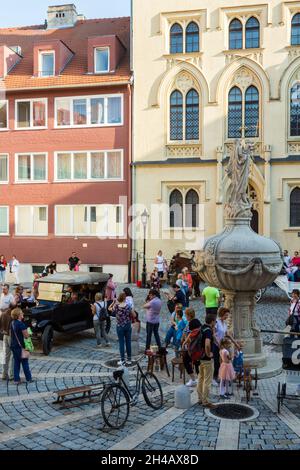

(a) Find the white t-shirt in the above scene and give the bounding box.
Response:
[126,296,134,310]
[215,319,228,344]
[0,293,15,311]
[10,259,19,273]
[156,255,164,272]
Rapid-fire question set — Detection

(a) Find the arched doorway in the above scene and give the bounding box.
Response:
[251,208,259,233]
[248,184,259,233]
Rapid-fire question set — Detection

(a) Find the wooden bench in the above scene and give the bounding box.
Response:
[53,385,92,408]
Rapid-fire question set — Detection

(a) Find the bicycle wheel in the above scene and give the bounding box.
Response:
[101,384,130,429]
[142,372,163,410]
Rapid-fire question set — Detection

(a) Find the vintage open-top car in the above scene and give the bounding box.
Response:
[22,271,110,355]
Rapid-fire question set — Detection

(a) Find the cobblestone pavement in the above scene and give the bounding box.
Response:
[0,284,300,450]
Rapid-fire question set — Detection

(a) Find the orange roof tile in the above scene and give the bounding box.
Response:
[0,17,131,90]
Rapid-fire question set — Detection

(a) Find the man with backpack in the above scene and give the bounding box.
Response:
[197,314,217,408]
[91,293,111,348]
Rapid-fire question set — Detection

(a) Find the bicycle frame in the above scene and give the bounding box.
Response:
[116,362,146,405]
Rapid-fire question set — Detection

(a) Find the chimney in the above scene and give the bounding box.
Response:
[47,4,78,29]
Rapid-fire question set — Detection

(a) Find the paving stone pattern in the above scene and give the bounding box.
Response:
[0,284,299,450]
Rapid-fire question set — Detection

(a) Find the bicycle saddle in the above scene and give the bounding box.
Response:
[113,370,124,380]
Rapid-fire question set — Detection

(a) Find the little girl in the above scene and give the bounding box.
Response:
[219,338,236,399]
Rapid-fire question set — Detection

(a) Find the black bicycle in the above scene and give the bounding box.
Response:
[101,356,163,429]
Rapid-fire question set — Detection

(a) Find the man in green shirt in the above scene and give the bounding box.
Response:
[201,285,220,317]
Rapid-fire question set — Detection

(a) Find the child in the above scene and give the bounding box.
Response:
[150,268,161,290]
[164,303,182,348]
[219,338,236,399]
[174,310,187,355]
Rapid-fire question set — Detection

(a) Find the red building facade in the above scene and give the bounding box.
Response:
[0,6,131,281]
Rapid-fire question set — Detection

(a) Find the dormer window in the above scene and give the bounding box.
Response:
[94,47,110,73]
[39,51,55,77]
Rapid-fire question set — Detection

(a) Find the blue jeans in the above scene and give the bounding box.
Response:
[0,270,5,283]
[117,322,132,362]
[165,326,176,346]
[11,348,32,382]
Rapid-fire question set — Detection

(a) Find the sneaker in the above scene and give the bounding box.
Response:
[117,360,126,366]
[27,379,35,384]
[96,344,102,348]
[126,361,132,366]
[105,343,111,347]
[212,380,219,387]
[219,395,227,399]
[186,379,197,387]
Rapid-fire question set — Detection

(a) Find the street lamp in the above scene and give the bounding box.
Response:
[141,209,149,288]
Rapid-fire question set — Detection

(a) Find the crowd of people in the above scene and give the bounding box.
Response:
[283,250,300,282]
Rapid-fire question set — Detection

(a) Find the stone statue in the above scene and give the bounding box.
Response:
[225,139,254,219]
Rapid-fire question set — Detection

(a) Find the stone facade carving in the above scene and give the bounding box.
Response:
[288,142,300,154]
[166,144,202,157]
[225,51,263,66]
[234,68,254,89]
[175,72,195,93]
[167,55,202,70]
[225,141,261,156]
[288,47,300,62]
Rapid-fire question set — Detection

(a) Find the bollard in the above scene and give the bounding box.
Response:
[175,385,191,409]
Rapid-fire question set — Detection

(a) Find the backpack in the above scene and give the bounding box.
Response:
[96,301,108,321]
[188,326,210,362]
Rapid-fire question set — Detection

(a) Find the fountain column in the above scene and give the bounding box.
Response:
[197,140,283,368]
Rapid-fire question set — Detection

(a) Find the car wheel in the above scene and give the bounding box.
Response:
[42,325,53,355]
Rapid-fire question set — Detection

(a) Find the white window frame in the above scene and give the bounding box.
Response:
[94,47,110,73]
[54,204,124,237]
[54,94,124,128]
[0,154,9,184]
[0,100,9,131]
[15,153,48,183]
[54,149,124,182]
[0,206,9,236]
[39,50,55,77]
[15,205,48,236]
[15,98,48,130]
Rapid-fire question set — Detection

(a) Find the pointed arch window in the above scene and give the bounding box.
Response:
[245,86,259,138]
[229,19,243,50]
[186,22,199,53]
[290,187,300,227]
[170,23,183,54]
[228,85,260,139]
[290,83,300,136]
[170,90,183,141]
[185,89,199,140]
[292,13,300,46]
[228,87,242,138]
[246,17,260,49]
[169,189,183,227]
[185,189,199,228]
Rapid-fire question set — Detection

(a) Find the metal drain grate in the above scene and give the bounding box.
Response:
[210,403,255,420]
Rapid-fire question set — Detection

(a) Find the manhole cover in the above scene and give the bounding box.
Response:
[209,404,255,421]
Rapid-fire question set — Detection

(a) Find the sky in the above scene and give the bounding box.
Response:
[0,0,131,27]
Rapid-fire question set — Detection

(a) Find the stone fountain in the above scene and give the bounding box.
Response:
[197,140,283,368]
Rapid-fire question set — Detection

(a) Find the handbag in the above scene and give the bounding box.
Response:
[286,300,300,327]
[12,321,30,359]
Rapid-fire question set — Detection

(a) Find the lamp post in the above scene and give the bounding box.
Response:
[141,209,149,288]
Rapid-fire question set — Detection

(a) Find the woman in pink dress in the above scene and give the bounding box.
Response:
[218,338,235,399]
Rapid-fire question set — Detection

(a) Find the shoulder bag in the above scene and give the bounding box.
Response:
[12,321,30,359]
